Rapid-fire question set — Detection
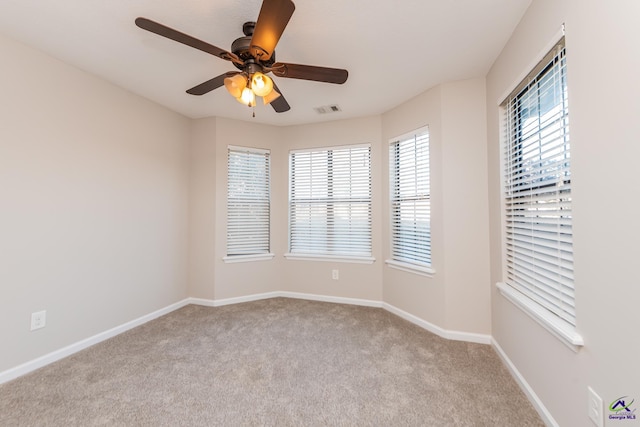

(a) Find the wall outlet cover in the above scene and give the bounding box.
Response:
[588,386,604,427]
[30,310,46,331]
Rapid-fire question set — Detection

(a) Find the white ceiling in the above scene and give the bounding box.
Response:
[0,0,531,126]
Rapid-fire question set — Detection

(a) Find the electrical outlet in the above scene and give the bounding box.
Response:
[332,269,339,280]
[30,310,46,331]
[588,386,603,427]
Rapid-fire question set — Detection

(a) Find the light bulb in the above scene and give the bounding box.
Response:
[251,72,274,97]
[237,87,255,106]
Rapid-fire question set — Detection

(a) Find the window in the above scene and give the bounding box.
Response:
[287,144,373,262]
[225,146,272,262]
[499,38,581,346]
[387,127,433,276]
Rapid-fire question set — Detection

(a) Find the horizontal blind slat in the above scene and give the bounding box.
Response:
[389,127,431,267]
[289,145,372,256]
[227,147,271,256]
[502,41,575,326]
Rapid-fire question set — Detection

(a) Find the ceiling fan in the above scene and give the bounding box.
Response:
[135,0,348,113]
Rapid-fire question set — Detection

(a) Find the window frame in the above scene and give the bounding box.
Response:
[285,143,374,264]
[497,35,583,350]
[223,145,274,263]
[385,126,434,277]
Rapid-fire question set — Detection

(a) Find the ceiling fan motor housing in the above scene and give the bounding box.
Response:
[231,22,276,69]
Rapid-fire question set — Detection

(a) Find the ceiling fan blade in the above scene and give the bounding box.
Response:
[135,17,240,64]
[186,72,239,96]
[269,81,291,113]
[250,0,295,61]
[271,63,348,84]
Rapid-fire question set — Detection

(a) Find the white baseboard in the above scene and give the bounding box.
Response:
[0,292,491,386]
[190,292,282,307]
[278,291,383,308]
[190,292,489,344]
[1,293,551,426]
[492,338,557,427]
[0,298,191,385]
[188,291,383,309]
[382,303,492,344]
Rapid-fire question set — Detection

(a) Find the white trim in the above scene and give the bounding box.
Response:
[492,338,559,427]
[223,253,275,263]
[1,292,492,385]
[0,299,191,385]
[497,25,566,105]
[382,303,491,344]
[227,144,270,155]
[279,291,382,308]
[497,282,584,351]
[388,125,429,144]
[284,253,375,264]
[187,297,219,307]
[188,292,382,309]
[193,292,282,307]
[190,292,488,343]
[385,259,435,277]
[289,142,371,155]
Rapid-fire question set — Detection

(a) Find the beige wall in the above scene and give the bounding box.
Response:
[440,80,490,334]
[282,117,384,301]
[188,117,217,300]
[190,107,491,320]
[189,116,289,301]
[0,34,191,372]
[213,118,287,300]
[487,0,640,425]
[381,79,491,336]
[188,115,385,302]
[381,85,446,326]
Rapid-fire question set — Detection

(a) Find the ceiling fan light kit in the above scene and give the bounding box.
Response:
[251,72,273,97]
[239,87,256,107]
[223,72,279,107]
[135,0,348,115]
[223,73,247,98]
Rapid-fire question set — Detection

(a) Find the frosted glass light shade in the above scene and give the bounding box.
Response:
[262,89,281,105]
[251,72,274,97]
[224,74,247,98]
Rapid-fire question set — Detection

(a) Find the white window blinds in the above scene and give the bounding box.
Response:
[288,145,372,258]
[389,128,431,267]
[503,39,574,326]
[227,146,270,257]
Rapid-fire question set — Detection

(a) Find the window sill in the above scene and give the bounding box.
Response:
[223,253,275,264]
[284,253,375,264]
[385,260,435,277]
[496,282,584,352]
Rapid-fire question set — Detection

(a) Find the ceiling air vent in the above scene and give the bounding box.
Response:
[314,104,342,114]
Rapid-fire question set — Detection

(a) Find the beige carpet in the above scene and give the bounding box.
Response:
[0,298,544,426]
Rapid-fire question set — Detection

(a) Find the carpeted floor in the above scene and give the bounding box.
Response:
[0,298,544,426]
